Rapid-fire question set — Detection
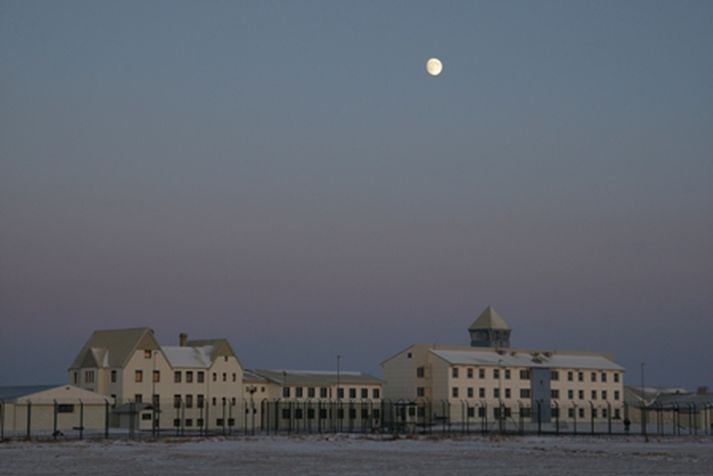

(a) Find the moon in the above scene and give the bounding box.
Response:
[426,57,443,77]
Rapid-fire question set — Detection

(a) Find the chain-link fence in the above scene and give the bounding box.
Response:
[2,398,712,441]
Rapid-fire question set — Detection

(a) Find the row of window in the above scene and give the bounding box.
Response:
[281,408,381,420]
[281,387,380,400]
[130,370,238,384]
[443,367,621,383]
[447,387,621,401]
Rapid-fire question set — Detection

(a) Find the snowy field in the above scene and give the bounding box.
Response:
[1,435,712,475]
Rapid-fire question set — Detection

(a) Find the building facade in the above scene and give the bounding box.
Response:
[68,328,244,432]
[382,307,625,426]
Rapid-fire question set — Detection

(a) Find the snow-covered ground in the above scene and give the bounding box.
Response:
[1,434,712,475]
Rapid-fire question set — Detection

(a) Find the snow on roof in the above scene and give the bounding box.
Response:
[431,349,624,371]
[252,369,383,385]
[162,345,214,368]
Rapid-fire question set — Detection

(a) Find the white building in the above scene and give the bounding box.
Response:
[68,328,244,432]
[382,306,625,426]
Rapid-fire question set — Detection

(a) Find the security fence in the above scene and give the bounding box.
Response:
[2,397,712,441]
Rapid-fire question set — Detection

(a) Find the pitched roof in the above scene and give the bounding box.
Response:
[186,338,243,368]
[162,346,214,368]
[0,384,113,404]
[69,327,159,370]
[469,306,511,330]
[430,348,624,371]
[251,369,383,386]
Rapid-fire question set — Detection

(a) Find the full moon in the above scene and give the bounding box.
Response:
[426,57,443,76]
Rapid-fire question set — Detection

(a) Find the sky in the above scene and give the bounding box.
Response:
[1,1,712,389]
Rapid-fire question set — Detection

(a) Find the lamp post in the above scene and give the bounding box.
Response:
[498,359,504,432]
[152,350,158,436]
[337,355,341,432]
[641,362,647,438]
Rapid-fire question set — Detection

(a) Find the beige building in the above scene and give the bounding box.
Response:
[0,384,112,438]
[246,369,383,432]
[383,306,625,427]
[68,328,244,432]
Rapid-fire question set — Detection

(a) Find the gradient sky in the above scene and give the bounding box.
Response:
[1,1,712,389]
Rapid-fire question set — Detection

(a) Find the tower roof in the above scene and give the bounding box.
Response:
[469,306,511,331]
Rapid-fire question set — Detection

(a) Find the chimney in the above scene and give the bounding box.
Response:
[179,333,188,347]
[697,386,709,395]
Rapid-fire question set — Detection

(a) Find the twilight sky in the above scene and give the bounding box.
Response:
[1,1,712,389]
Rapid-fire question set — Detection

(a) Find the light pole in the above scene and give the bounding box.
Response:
[337,355,341,432]
[641,362,647,438]
[498,359,504,432]
[152,350,158,436]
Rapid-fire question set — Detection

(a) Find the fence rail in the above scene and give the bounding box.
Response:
[1,398,712,441]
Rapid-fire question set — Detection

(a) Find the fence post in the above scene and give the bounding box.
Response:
[105,399,110,439]
[573,403,578,435]
[589,401,594,435]
[0,400,4,442]
[79,399,84,440]
[607,401,612,435]
[26,400,32,441]
[53,400,58,439]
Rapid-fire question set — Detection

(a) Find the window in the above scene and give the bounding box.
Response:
[232,373,236,382]
[186,395,193,408]
[551,370,559,381]
[197,394,205,408]
[505,369,511,380]
[197,418,204,427]
[142,413,152,421]
[197,371,204,383]
[212,397,217,406]
[135,370,143,383]
[416,367,425,378]
[373,409,381,419]
[601,372,607,383]
[520,369,530,380]
[467,387,474,398]
[551,407,560,418]
[478,407,486,418]
[417,387,425,397]
[372,388,380,399]
[591,390,597,400]
[479,388,485,398]
[185,419,193,427]
[505,388,511,399]
[319,409,328,419]
[591,372,597,382]
[134,394,143,403]
[493,369,500,379]
[222,373,227,382]
[551,389,560,399]
[213,372,217,382]
[295,409,303,420]
[349,388,356,399]
[308,387,316,398]
[520,388,531,399]
[614,390,620,401]
[73,372,78,384]
[452,368,459,378]
[173,419,180,427]
[224,356,228,362]
[521,407,532,418]
[614,408,621,419]
[479,368,486,379]
[232,397,236,405]
[602,390,607,400]
[568,408,575,418]
[579,408,585,418]
[216,418,225,426]
[567,371,573,382]
[578,390,584,400]
[186,371,193,384]
[320,387,328,398]
[309,409,316,419]
[337,409,344,419]
[493,388,500,399]
[145,350,152,359]
[296,387,303,398]
[452,387,459,398]
[153,370,160,383]
[592,408,598,418]
[407,352,412,359]
[111,370,117,383]
[348,408,356,420]
[58,404,74,413]
[337,388,344,399]
[602,408,608,418]
[361,388,368,399]
[173,395,181,409]
[568,390,574,400]
[467,368,473,378]
[174,371,182,383]
[578,372,584,382]
[614,373,620,383]
[467,407,475,418]
[85,371,94,384]
[283,387,291,398]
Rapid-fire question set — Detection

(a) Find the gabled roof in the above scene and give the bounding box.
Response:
[430,348,624,371]
[69,327,159,370]
[252,369,383,386]
[469,306,511,331]
[162,346,214,369]
[186,338,243,368]
[0,384,113,404]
